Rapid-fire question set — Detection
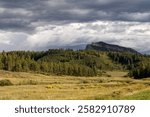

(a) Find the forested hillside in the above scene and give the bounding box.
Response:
[0,49,118,77]
[0,49,150,78]
[108,52,150,79]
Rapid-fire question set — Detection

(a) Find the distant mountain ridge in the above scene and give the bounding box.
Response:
[86,42,140,54]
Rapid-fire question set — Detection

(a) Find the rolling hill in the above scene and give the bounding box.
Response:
[0,42,149,78]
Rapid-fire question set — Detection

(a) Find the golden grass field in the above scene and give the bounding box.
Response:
[0,70,150,100]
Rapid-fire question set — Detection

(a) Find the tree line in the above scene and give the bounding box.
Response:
[0,50,99,76]
[0,49,150,78]
[108,52,150,79]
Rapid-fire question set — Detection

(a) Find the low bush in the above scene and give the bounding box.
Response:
[0,79,13,86]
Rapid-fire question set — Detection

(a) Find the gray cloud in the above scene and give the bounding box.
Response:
[0,0,150,53]
[0,21,150,53]
[0,0,150,32]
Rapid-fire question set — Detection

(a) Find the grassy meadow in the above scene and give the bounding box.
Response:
[0,70,150,100]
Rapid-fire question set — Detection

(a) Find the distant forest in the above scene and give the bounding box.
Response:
[0,49,150,79]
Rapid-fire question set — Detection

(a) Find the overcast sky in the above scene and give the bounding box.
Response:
[0,0,150,53]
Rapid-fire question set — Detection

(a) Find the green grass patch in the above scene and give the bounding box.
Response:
[122,90,150,100]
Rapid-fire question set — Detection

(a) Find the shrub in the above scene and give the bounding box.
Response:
[81,80,90,84]
[0,79,13,86]
[107,75,111,77]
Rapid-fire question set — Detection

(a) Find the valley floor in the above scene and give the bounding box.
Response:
[0,70,150,100]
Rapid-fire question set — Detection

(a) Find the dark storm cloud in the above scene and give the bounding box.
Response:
[0,0,150,32]
[0,0,150,53]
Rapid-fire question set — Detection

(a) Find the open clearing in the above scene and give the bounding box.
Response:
[0,70,150,100]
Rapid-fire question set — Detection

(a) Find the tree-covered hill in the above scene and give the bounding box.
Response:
[0,49,121,77]
[0,49,149,78]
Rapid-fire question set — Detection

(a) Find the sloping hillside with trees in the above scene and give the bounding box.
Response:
[0,49,149,78]
[0,49,121,77]
[108,52,150,79]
